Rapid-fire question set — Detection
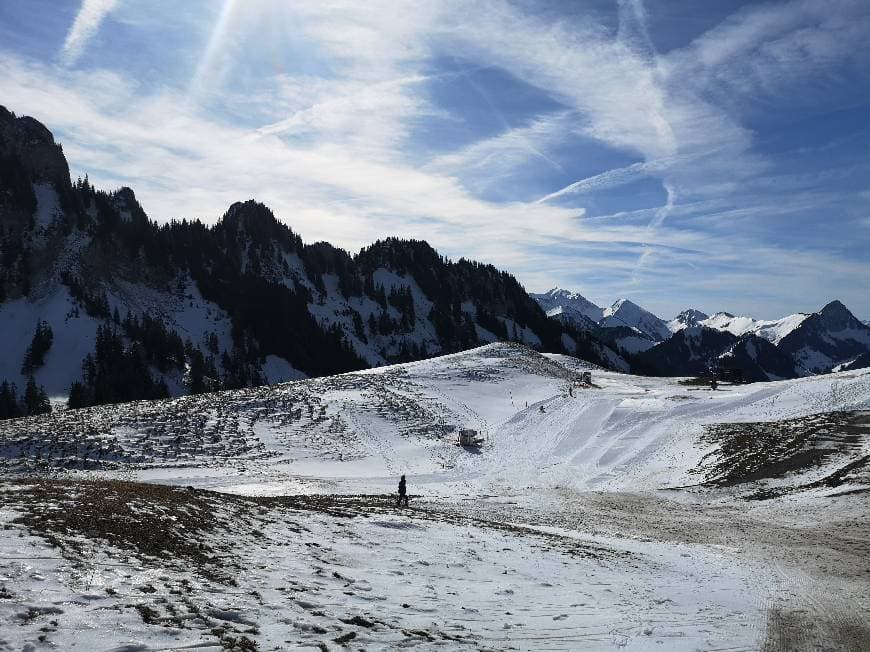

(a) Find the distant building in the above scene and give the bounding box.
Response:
[458,429,481,446]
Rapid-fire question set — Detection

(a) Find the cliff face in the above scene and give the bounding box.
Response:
[0,107,71,189]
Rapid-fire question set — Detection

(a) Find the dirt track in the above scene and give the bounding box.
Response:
[424,490,870,652]
[3,477,868,650]
[279,488,870,650]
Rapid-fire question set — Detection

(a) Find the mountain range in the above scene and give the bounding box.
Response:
[0,105,626,416]
[1,104,868,419]
[532,289,870,382]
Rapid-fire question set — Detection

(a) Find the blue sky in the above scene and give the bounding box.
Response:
[1,0,868,320]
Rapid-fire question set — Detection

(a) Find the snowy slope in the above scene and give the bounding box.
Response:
[0,288,100,398]
[717,334,801,381]
[666,308,709,332]
[534,291,672,344]
[545,304,600,331]
[3,343,870,650]
[5,342,868,497]
[600,299,671,342]
[778,300,870,373]
[700,311,809,344]
[5,107,599,404]
[531,287,604,322]
[609,332,657,354]
[0,477,774,651]
[0,274,300,399]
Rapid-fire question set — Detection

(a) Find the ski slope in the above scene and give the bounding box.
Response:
[2,343,869,650]
[147,344,870,498]
[3,342,869,498]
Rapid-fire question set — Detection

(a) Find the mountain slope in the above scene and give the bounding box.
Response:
[533,291,670,350]
[4,341,869,495]
[0,105,628,407]
[595,324,659,354]
[717,334,802,382]
[700,311,809,344]
[635,327,738,377]
[600,298,671,342]
[530,288,604,322]
[4,344,869,649]
[777,300,870,373]
[667,308,709,332]
[840,352,870,372]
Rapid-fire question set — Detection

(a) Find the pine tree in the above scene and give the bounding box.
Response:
[189,348,208,394]
[0,381,22,419]
[23,376,51,416]
[67,381,89,409]
[352,311,367,343]
[21,320,53,374]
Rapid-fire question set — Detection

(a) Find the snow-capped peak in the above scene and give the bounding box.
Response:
[699,311,809,345]
[601,298,629,318]
[600,299,671,342]
[530,288,604,323]
[667,308,710,333]
[817,299,860,330]
[544,288,583,301]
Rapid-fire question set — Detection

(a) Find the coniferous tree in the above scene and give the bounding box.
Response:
[67,324,170,408]
[21,320,53,374]
[23,375,51,416]
[352,311,367,343]
[188,347,219,394]
[67,381,88,409]
[0,381,22,419]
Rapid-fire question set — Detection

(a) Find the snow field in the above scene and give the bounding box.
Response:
[2,343,869,649]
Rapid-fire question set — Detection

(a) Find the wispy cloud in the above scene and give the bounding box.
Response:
[2,0,869,320]
[0,53,585,250]
[668,0,870,102]
[536,162,650,203]
[428,111,572,187]
[60,0,120,66]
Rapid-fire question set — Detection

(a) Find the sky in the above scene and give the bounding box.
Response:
[0,0,868,320]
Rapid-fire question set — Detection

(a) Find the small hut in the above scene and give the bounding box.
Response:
[458,429,482,446]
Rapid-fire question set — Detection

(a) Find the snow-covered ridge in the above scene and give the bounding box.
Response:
[530,287,604,322]
[535,288,815,345]
[535,288,870,376]
[4,341,868,496]
[697,311,809,344]
[600,298,672,342]
[666,308,709,332]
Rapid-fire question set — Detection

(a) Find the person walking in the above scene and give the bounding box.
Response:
[397,474,409,507]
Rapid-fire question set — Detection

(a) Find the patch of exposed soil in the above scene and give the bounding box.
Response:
[693,410,870,497]
[763,606,870,652]
[3,479,276,583]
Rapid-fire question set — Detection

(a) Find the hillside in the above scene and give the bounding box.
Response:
[5,341,867,496]
[0,106,623,410]
[2,343,869,649]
